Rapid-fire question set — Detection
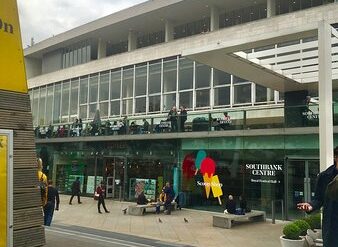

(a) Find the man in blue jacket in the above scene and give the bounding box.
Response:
[297,147,338,247]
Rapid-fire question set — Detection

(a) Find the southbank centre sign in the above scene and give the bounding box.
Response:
[245,163,283,184]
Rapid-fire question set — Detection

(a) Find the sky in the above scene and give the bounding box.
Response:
[17,0,147,48]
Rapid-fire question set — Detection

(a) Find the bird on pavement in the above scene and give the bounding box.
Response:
[184,218,188,223]
[159,218,162,223]
[122,208,127,215]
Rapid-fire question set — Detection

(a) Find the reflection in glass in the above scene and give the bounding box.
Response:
[53,83,61,123]
[195,63,211,88]
[99,72,109,101]
[122,98,133,115]
[89,75,98,103]
[179,91,193,109]
[179,58,193,90]
[70,79,79,115]
[135,65,147,96]
[163,59,177,93]
[111,70,121,99]
[213,69,231,86]
[110,100,120,116]
[100,102,108,117]
[80,77,88,104]
[135,97,146,113]
[234,83,252,104]
[46,85,53,125]
[149,95,161,112]
[39,86,46,125]
[163,94,176,111]
[196,89,210,108]
[122,68,134,98]
[214,87,230,106]
[256,84,267,103]
[149,62,161,94]
[61,81,70,121]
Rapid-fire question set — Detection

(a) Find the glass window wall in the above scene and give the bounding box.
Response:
[214,87,230,107]
[39,86,46,125]
[179,58,193,90]
[179,91,193,109]
[70,79,79,116]
[110,100,120,116]
[111,70,121,100]
[149,95,161,112]
[196,89,210,108]
[135,97,146,114]
[122,68,134,98]
[99,72,110,101]
[89,74,98,103]
[46,85,54,125]
[53,83,61,123]
[163,58,177,93]
[32,89,39,126]
[195,63,211,88]
[61,81,70,122]
[163,93,176,111]
[135,64,147,96]
[234,83,252,105]
[149,61,161,94]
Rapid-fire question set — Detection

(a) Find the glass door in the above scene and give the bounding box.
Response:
[285,158,319,220]
[104,157,125,200]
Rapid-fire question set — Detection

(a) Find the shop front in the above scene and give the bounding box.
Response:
[36,139,179,202]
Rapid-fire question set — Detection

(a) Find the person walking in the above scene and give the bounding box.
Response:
[43,180,60,226]
[297,146,338,247]
[69,177,82,205]
[96,182,110,214]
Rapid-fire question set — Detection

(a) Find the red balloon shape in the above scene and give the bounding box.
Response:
[182,154,196,179]
[200,157,216,178]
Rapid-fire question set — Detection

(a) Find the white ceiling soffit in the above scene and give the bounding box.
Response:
[185,26,338,93]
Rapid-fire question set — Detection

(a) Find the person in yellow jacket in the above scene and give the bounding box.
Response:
[37,158,48,206]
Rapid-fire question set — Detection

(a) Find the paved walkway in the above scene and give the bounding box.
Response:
[52,195,285,247]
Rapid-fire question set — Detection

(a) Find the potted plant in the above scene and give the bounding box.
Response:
[280,222,306,247]
[293,220,310,236]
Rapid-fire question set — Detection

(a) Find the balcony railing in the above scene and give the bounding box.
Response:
[33,103,327,139]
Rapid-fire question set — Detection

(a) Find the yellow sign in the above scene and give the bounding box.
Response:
[0,0,28,93]
[0,135,8,247]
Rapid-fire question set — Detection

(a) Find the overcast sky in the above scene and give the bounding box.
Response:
[17,0,147,47]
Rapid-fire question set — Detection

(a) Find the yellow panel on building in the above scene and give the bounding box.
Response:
[0,0,27,93]
[0,135,8,247]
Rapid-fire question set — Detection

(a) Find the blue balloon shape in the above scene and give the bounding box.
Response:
[195,150,207,169]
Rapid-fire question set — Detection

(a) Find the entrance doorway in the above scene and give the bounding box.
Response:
[285,157,319,220]
[104,157,126,200]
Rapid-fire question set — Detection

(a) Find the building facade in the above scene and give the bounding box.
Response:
[25,0,338,220]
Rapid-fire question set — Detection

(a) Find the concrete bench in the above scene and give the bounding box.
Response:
[128,202,177,216]
[213,210,266,229]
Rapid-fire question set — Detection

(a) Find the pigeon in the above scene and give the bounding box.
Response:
[184,218,188,223]
[159,218,162,223]
[122,208,127,215]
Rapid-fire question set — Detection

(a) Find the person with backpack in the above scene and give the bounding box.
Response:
[69,177,82,205]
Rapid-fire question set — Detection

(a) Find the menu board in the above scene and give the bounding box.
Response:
[129,178,156,201]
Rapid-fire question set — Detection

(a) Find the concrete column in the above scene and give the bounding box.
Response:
[267,0,276,18]
[97,38,106,59]
[210,5,219,31]
[165,20,174,42]
[128,30,137,51]
[318,20,333,171]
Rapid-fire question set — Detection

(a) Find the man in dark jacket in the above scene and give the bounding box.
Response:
[297,146,338,247]
[69,177,82,204]
[44,180,60,226]
[163,182,175,215]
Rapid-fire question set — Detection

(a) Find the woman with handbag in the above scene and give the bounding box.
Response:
[96,182,110,214]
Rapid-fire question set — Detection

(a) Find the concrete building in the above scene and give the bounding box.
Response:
[25,0,338,219]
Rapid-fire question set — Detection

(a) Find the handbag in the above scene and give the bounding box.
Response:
[94,191,100,200]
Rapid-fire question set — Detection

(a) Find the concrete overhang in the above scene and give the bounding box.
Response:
[182,3,338,93]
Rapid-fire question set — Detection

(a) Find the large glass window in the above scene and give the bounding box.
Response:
[111,70,121,99]
[80,77,88,104]
[149,61,161,94]
[149,95,161,112]
[213,69,231,86]
[196,89,210,108]
[46,85,54,125]
[234,83,252,104]
[135,64,147,96]
[89,74,98,103]
[79,105,87,120]
[135,97,146,114]
[179,58,193,90]
[61,81,70,122]
[163,58,177,93]
[179,91,193,109]
[99,72,110,101]
[110,100,120,116]
[163,94,176,111]
[100,102,108,118]
[53,83,61,123]
[122,99,133,115]
[256,84,267,103]
[122,68,134,98]
[89,103,97,119]
[195,63,211,88]
[70,79,79,116]
[39,87,46,125]
[214,87,230,106]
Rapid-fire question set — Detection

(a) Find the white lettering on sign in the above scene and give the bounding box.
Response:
[245,163,283,184]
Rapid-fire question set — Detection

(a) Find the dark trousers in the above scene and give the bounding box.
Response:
[98,196,108,213]
[164,199,172,214]
[44,202,55,226]
[69,192,81,204]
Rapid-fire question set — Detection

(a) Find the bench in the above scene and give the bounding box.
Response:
[213,210,266,229]
[128,202,177,216]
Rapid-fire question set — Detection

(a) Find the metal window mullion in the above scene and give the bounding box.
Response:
[37,87,41,125]
[252,82,256,106]
[77,78,80,119]
[60,82,64,123]
[192,61,196,110]
[52,83,55,124]
[160,59,164,112]
[176,56,179,107]
[108,70,112,118]
[44,85,47,125]
[120,69,123,117]
[146,62,149,115]
[97,72,101,111]
[230,75,234,107]
[68,80,71,122]
[210,68,214,109]
[132,65,136,115]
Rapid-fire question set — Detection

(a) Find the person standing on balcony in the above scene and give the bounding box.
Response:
[179,106,187,132]
[168,106,178,132]
[297,146,338,247]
